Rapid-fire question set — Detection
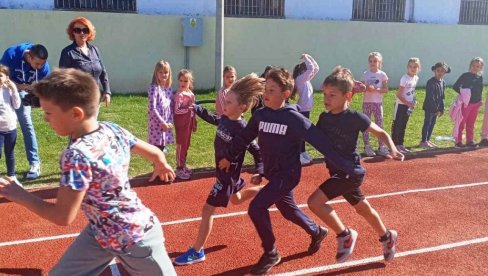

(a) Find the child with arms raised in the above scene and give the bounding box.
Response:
[0,65,21,183]
[147,60,174,153]
[0,69,177,276]
[174,73,265,265]
[292,53,319,165]
[308,66,403,264]
[219,68,358,275]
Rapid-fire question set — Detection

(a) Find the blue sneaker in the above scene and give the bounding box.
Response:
[174,247,205,265]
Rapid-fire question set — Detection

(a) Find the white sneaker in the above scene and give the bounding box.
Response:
[364,145,376,157]
[381,230,398,261]
[377,146,390,156]
[336,229,358,263]
[26,163,41,180]
[6,175,22,187]
[175,168,190,180]
[300,153,311,165]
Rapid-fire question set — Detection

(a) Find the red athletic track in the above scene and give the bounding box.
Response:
[0,148,487,276]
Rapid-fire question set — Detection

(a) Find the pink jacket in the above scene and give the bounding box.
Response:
[449,88,471,138]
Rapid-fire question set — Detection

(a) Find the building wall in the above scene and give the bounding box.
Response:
[1,9,487,93]
[0,0,468,24]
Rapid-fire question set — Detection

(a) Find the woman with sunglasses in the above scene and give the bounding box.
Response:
[59,17,111,107]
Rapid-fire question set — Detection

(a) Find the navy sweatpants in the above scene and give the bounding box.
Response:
[248,168,319,253]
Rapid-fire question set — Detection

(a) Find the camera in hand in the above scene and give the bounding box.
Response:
[22,92,41,108]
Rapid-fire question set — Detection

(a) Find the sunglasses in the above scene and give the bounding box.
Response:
[73,27,90,34]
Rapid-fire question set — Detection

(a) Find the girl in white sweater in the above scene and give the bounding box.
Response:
[0,64,21,182]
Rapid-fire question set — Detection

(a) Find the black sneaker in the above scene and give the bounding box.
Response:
[479,139,488,147]
[250,251,281,275]
[466,142,478,148]
[454,142,465,148]
[308,226,328,254]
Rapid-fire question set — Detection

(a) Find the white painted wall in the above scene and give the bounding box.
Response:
[414,0,461,24]
[0,0,468,24]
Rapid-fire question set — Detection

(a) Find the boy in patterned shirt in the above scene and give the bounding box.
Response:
[0,68,177,276]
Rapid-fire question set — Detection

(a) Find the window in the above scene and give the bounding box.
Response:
[54,0,136,13]
[459,0,488,24]
[352,0,406,22]
[224,0,284,18]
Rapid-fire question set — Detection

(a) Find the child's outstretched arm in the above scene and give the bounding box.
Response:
[0,180,85,226]
[368,122,404,161]
[194,104,220,126]
[131,139,176,182]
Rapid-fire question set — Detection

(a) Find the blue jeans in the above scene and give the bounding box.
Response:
[15,91,40,166]
[0,130,17,176]
[421,111,438,142]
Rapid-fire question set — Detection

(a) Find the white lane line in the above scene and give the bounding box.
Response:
[1,181,487,248]
[273,236,488,276]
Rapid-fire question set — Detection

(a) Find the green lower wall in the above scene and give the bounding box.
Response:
[1,9,487,92]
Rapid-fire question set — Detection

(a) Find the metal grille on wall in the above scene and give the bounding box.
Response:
[54,0,136,13]
[224,0,285,18]
[352,0,405,22]
[459,0,488,24]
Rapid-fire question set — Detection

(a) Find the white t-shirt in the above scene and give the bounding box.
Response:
[396,74,419,105]
[361,70,388,103]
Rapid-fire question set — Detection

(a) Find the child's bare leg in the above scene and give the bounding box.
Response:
[352,199,387,237]
[193,203,216,251]
[307,189,346,234]
[230,184,264,205]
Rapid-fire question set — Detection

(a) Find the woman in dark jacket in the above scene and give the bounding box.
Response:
[59,17,111,106]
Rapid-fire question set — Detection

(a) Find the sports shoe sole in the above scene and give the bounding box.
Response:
[173,255,206,266]
[383,230,398,262]
[336,229,358,263]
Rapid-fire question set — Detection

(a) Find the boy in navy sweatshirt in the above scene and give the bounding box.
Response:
[308,67,403,264]
[219,68,358,275]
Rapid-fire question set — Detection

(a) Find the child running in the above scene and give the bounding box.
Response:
[0,68,177,275]
[174,69,197,179]
[219,68,359,275]
[452,57,484,148]
[147,60,174,153]
[420,62,450,149]
[292,53,320,165]
[392,57,421,153]
[361,52,390,157]
[0,65,21,183]
[308,66,403,263]
[174,73,265,266]
[215,65,237,116]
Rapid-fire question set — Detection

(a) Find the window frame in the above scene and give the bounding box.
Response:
[53,0,137,13]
